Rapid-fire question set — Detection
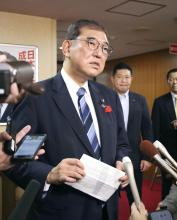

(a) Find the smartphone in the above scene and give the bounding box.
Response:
[13,134,47,161]
[148,209,173,220]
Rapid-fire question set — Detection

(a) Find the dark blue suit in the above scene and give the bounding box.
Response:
[6,73,131,220]
[152,93,177,198]
[0,104,14,123]
[125,92,152,204]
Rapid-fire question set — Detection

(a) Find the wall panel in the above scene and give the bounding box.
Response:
[100,49,177,110]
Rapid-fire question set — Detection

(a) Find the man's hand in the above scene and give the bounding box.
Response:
[0,125,45,171]
[140,160,152,172]
[0,125,31,171]
[47,158,85,185]
[116,160,129,188]
[129,202,148,220]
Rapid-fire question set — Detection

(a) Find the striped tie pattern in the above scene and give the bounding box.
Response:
[77,87,101,159]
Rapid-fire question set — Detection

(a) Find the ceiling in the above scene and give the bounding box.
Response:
[0,0,177,61]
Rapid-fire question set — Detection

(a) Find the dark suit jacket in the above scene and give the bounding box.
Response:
[127,92,153,169]
[152,93,177,161]
[5,73,131,220]
[0,104,14,122]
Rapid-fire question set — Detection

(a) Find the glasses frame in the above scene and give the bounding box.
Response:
[72,37,113,57]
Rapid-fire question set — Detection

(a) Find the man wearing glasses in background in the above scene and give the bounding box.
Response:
[5,19,131,220]
[152,68,177,199]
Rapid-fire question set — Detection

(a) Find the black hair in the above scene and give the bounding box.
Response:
[166,68,177,80]
[65,19,107,40]
[112,62,132,76]
[0,51,17,62]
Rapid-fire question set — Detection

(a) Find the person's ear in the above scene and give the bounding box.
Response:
[62,40,71,57]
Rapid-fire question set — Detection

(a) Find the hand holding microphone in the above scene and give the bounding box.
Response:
[122,156,141,210]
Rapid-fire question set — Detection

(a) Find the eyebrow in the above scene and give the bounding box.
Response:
[86,36,109,46]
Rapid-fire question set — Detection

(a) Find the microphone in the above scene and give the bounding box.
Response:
[8,179,41,220]
[140,140,177,180]
[122,156,141,209]
[153,140,177,170]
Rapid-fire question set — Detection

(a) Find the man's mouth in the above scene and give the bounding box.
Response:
[89,62,100,69]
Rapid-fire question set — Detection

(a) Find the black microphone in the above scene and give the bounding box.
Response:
[140,140,177,180]
[8,179,41,220]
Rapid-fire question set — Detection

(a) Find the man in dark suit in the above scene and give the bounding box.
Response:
[111,62,153,205]
[152,68,177,199]
[5,19,131,220]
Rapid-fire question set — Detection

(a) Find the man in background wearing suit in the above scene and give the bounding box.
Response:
[5,19,131,220]
[0,51,17,122]
[111,62,153,205]
[152,68,177,199]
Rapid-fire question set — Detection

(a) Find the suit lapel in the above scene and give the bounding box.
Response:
[127,92,136,130]
[0,104,14,122]
[89,82,110,162]
[51,74,95,156]
[165,93,176,120]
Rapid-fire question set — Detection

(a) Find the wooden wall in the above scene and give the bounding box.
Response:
[98,49,177,110]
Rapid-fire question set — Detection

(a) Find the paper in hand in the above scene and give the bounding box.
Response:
[66,154,125,201]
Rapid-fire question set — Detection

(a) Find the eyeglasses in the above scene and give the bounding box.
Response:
[72,37,113,57]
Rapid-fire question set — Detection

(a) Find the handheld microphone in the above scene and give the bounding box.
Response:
[153,140,177,170]
[140,140,177,181]
[8,179,41,220]
[122,156,141,209]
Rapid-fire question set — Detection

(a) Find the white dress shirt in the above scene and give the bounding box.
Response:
[171,92,177,110]
[118,91,129,130]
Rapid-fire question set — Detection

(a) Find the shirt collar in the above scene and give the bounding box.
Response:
[61,68,89,95]
[118,90,129,98]
[171,92,177,99]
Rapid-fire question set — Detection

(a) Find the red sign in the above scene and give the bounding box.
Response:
[169,43,177,55]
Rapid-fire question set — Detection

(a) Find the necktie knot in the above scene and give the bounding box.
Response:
[77,87,86,97]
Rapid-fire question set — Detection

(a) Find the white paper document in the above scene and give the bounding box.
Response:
[66,154,125,202]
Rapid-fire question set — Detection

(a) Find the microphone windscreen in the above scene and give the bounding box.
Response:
[140,140,159,159]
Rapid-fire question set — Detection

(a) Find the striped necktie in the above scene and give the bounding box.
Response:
[77,87,101,159]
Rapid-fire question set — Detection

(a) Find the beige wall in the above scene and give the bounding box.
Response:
[0,11,57,80]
